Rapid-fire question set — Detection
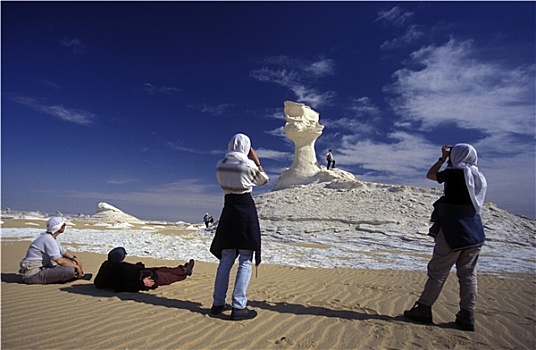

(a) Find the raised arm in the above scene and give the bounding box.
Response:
[426,145,451,181]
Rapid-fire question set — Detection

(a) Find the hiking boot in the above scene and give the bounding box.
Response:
[455,309,475,331]
[230,307,257,321]
[404,302,433,324]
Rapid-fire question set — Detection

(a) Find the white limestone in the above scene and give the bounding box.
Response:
[91,202,145,224]
[274,101,357,190]
[1,180,534,273]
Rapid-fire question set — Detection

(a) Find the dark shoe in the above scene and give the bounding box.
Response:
[210,304,227,315]
[404,302,433,324]
[230,307,257,321]
[183,259,195,276]
[80,273,93,281]
[455,309,475,331]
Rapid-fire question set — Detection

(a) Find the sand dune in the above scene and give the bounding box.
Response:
[2,239,534,350]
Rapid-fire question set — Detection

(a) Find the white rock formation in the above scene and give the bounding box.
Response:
[91,202,145,224]
[274,101,357,190]
[254,180,535,272]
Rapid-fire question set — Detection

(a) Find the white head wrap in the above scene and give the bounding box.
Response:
[449,143,487,213]
[225,133,256,167]
[46,216,65,233]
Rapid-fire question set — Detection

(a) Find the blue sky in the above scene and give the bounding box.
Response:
[2,1,535,222]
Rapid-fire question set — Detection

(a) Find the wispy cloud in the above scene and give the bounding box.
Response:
[160,86,181,94]
[106,178,139,185]
[377,6,423,50]
[348,97,381,117]
[59,37,86,54]
[320,97,381,136]
[339,131,434,179]
[380,25,424,50]
[376,6,415,27]
[165,141,221,155]
[386,38,535,137]
[144,83,181,94]
[250,56,336,108]
[254,147,292,161]
[199,103,230,116]
[38,79,62,91]
[12,96,96,126]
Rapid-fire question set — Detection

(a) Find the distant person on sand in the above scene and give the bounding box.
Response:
[404,144,487,331]
[94,247,195,292]
[209,133,269,320]
[19,216,86,284]
[203,213,214,228]
[326,149,335,170]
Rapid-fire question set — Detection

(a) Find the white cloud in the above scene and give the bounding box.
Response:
[250,56,336,108]
[58,37,86,54]
[348,97,381,117]
[387,38,535,136]
[254,147,292,161]
[380,25,424,50]
[106,178,139,185]
[200,103,230,115]
[304,59,335,77]
[12,96,96,126]
[160,86,181,94]
[38,79,62,91]
[165,141,221,155]
[376,6,415,27]
[144,83,181,94]
[261,56,335,77]
[266,126,286,138]
[338,131,435,177]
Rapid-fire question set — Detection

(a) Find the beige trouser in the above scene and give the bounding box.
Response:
[22,266,76,284]
[418,230,481,312]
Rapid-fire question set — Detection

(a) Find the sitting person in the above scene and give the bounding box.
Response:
[19,216,85,284]
[94,247,194,292]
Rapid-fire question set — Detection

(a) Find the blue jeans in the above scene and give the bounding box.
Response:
[213,249,253,309]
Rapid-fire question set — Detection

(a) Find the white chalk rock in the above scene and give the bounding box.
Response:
[91,202,145,224]
[274,101,357,190]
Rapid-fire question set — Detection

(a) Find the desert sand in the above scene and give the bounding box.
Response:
[2,236,535,349]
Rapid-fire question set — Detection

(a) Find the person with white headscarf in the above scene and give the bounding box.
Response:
[209,133,269,321]
[19,216,86,284]
[404,144,487,332]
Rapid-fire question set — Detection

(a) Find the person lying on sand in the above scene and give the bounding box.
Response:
[94,247,194,293]
[19,216,86,284]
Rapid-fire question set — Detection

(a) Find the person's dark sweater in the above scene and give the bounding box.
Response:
[94,260,156,292]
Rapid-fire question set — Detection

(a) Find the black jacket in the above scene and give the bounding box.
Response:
[94,260,157,292]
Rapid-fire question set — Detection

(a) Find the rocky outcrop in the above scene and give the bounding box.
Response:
[274,101,357,190]
[91,202,144,224]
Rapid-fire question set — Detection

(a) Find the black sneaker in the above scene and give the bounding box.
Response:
[404,302,433,324]
[455,309,475,331]
[210,304,227,315]
[230,307,257,321]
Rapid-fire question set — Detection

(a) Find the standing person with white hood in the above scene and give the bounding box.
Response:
[209,133,269,320]
[19,216,85,284]
[404,144,487,331]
